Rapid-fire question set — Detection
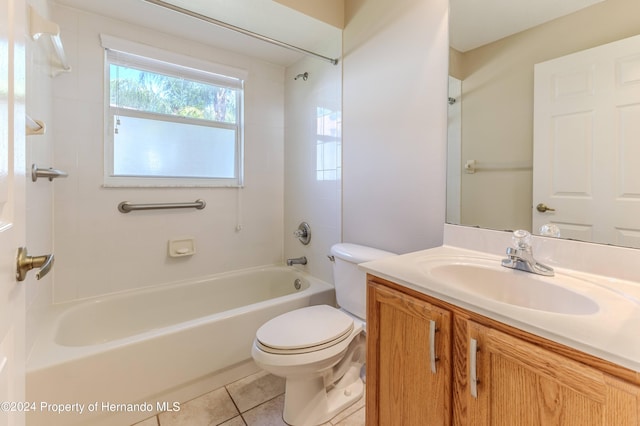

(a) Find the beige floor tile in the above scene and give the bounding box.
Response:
[241,394,287,426]
[329,391,365,424]
[158,387,239,426]
[220,415,247,426]
[332,407,365,426]
[132,416,159,426]
[145,369,366,426]
[226,371,285,413]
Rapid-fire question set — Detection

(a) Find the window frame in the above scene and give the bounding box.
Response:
[101,34,246,188]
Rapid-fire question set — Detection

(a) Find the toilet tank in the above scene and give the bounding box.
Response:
[330,243,396,320]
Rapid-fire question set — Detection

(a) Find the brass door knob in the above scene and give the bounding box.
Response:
[536,203,556,213]
[16,247,54,281]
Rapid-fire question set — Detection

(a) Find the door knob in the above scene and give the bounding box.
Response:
[536,203,556,213]
[16,247,54,281]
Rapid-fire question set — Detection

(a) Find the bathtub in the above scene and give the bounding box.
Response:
[26,266,336,426]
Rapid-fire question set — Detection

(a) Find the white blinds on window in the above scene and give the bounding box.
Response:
[100,34,247,89]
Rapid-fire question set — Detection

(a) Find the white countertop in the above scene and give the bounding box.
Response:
[360,245,640,373]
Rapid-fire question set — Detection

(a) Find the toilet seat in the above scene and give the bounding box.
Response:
[256,305,355,355]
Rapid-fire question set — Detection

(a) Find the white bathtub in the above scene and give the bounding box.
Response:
[26,266,336,426]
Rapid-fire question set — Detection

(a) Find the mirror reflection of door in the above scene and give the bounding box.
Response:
[533,33,640,248]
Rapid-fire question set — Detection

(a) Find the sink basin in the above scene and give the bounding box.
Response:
[428,261,600,315]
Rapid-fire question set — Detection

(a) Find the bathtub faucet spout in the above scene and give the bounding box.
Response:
[286,256,307,266]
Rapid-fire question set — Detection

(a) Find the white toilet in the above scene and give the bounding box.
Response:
[251,243,395,426]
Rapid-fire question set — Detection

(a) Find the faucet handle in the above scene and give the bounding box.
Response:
[539,223,561,238]
[511,230,532,250]
[293,222,311,245]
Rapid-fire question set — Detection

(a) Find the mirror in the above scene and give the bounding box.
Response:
[447,0,640,248]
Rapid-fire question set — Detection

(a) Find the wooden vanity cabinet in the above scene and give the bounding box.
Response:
[460,319,640,426]
[366,281,452,426]
[366,275,640,426]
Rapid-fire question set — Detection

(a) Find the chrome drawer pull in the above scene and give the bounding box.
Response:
[429,320,438,374]
[470,338,479,398]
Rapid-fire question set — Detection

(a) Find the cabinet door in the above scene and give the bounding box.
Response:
[367,283,452,426]
[458,320,640,426]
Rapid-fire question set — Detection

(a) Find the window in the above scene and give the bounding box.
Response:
[102,35,245,187]
[316,107,341,181]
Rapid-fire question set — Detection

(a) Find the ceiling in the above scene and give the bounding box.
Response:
[53,0,606,61]
[450,0,606,52]
[53,0,341,66]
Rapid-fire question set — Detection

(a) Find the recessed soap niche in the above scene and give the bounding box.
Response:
[168,238,196,258]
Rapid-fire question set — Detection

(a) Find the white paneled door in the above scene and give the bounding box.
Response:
[0,0,26,424]
[533,34,640,248]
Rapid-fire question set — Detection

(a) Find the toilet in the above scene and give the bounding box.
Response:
[251,243,395,426]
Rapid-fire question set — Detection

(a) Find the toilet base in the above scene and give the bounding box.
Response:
[283,364,364,426]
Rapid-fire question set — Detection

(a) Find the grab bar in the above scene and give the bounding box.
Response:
[118,199,206,213]
[464,159,532,174]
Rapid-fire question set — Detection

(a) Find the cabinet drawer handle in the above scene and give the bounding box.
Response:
[429,320,438,374]
[470,338,479,398]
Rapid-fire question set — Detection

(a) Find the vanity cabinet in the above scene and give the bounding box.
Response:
[366,276,640,426]
[460,320,640,425]
[366,281,452,425]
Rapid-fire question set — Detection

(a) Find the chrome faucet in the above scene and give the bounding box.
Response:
[501,230,554,276]
[286,256,307,266]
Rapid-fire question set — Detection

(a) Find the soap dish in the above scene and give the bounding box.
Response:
[168,238,196,257]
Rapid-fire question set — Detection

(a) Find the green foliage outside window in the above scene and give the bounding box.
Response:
[110,64,237,124]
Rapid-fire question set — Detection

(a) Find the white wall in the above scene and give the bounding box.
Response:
[50,4,286,302]
[342,0,449,254]
[284,52,342,284]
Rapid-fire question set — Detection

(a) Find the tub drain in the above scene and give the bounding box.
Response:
[294,278,302,290]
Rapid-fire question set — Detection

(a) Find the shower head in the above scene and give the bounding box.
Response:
[294,72,309,81]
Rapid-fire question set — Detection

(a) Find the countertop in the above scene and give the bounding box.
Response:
[359,245,640,373]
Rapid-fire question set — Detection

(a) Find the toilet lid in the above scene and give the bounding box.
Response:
[256,305,354,354]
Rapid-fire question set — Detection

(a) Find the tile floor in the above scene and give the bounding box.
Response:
[132,370,365,426]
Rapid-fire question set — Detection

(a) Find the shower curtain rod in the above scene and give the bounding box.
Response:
[141,0,340,65]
